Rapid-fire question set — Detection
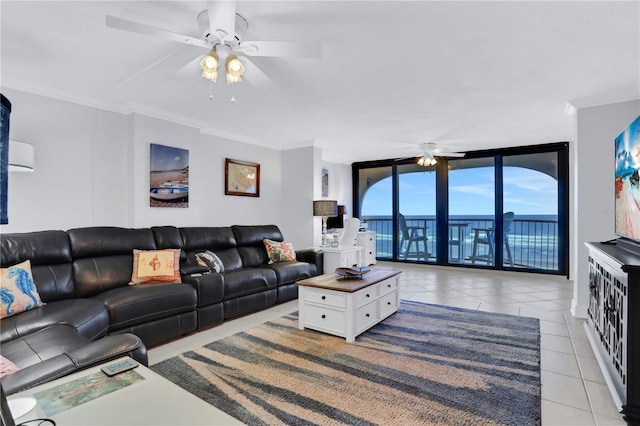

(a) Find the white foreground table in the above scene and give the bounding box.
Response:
[9,357,242,425]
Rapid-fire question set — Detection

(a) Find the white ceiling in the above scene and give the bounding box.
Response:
[2,1,639,164]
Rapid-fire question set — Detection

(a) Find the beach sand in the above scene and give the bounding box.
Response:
[150,171,187,187]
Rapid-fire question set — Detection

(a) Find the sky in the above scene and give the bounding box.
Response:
[361,166,558,217]
[150,143,189,172]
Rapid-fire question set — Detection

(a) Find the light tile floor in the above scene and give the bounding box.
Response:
[148,261,625,426]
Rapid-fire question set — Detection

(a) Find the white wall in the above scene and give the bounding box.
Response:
[281,146,316,249]
[321,160,353,211]
[0,89,329,237]
[571,99,640,318]
[3,89,130,231]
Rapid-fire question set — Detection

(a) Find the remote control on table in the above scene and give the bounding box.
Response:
[101,358,139,376]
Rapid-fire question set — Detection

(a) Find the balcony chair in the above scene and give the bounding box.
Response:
[470,212,514,266]
[398,213,429,261]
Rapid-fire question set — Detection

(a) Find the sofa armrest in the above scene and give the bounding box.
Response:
[66,333,148,368]
[1,333,147,396]
[296,248,324,275]
[181,272,225,307]
[180,262,210,276]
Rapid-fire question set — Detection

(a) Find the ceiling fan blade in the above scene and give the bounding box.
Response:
[207,0,236,42]
[106,15,208,48]
[239,40,322,58]
[170,54,203,80]
[242,57,277,89]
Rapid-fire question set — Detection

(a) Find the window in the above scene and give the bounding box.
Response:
[353,143,569,275]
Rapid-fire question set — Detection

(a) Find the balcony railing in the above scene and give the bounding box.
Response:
[361,216,559,271]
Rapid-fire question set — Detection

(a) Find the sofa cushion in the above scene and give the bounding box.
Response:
[0,356,19,378]
[69,227,157,297]
[266,262,316,285]
[0,325,147,395]
[130,249,181,285]
[180,227,244,271]
[180,227,237,251]
[1,260,45,319]
[0,298,110,343]
[93,283,197,332]
[1,230,74,302]
[263,239,296,264]
[195,251,225,273]
[223,268,277,300]
[232,225,283,268]
[1,324,93,368]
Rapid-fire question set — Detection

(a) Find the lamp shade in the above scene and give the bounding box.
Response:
[313,200,337,217]
[200,47,219,82]
[225,54,245,84]
[9,140,34,172]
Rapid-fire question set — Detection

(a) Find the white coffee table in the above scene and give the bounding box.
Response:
[8,357,242,425]
[297,268,401,342]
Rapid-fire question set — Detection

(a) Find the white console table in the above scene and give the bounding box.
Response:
[321,246,361,274]
[357,231,377,266]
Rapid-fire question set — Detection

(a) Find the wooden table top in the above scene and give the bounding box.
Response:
[296,268,402,293]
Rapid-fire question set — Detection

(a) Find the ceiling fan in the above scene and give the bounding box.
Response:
[416,143,465,166]
[105,1,322,86]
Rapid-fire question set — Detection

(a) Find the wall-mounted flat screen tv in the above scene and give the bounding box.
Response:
[615,115,640,242]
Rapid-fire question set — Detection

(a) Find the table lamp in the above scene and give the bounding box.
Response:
[313,200,338,246]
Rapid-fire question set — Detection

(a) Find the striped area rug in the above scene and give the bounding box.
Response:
[151,301,541,425]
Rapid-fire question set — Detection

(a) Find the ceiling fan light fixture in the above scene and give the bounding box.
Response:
[225,54,244,84]
[417,154,437,167]
[200,47,219,82]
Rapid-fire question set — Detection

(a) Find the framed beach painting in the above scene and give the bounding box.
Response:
[149,143,189,208]
[322,167,329,197]
[225,158,260,197]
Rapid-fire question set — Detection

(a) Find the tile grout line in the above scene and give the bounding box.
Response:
[563,312,614,425]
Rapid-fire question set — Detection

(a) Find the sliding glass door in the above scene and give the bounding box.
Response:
[353,143,568,275]
[502,152,561,270]
[397,163,436,262]
[447,158,495,265]
[358,166,393,260]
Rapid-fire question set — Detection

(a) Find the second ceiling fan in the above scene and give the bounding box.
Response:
[105,0,322,85]
[416,143,465,166]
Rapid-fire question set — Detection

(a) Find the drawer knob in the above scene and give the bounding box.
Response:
[387,301,391,305]
[321,314,326,319]
[366,294,370,298]
[387,284,391,288]
[366,313,370,317]
[321,295,326,300]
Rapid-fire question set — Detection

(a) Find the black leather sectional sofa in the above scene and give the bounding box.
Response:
[0,224,322,395]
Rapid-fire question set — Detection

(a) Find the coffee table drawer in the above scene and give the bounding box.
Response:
[303,288,346,308]
[355,283,379,308]
[379,277,398,295]
[304,305,346,334]
[355,301,379,333]
[380,291,398,317]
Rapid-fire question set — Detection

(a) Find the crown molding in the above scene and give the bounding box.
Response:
[3,78,124,114]
[2,78,274,148]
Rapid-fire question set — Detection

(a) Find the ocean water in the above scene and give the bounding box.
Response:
[362,214,560,270]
